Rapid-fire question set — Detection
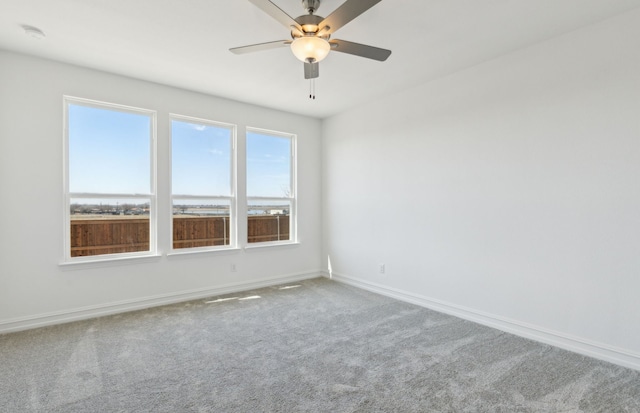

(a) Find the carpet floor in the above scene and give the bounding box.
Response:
[1,277,639,412]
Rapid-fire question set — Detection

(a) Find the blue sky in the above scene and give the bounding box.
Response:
[246,131,291,198]
[171,119,231,196]
[68,104,150,194]
[68,104,292,203]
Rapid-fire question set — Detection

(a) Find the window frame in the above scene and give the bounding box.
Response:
[169,114,238,254]
[245,127,297,247]
[62,96,158,263]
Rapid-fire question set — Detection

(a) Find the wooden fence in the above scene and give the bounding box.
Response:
[70,218,150,257]
[247,214,290,243]
[173,216,230,249]
[70,215,289,257]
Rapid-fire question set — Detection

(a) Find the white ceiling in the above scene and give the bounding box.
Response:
[2,0,640,119]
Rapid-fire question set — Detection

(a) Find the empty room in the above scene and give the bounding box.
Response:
[1,0,640,411]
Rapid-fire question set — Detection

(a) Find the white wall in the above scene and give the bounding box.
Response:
[323,9,640,369]
[0,51,322,331]
[3,8,640,372]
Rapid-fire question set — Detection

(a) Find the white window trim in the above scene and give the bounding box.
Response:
[245,127,297,246]
[169,114,238,254]
[62,96,158,264]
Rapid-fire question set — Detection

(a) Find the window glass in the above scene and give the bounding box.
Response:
[65,99,155,260]
[69,197,150,257]
[171,117,235,250]
[247,200,291,243]
[171,120,231,196]
[247,132,291,197]
[69,104,150,194]
[246,129,295,244]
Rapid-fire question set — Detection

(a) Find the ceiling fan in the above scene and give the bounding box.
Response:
[230,0,391,81]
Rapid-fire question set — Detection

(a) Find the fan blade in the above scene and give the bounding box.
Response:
[248,0,302,31]
[304,61,319,79]
[319,0,382,35]
[329,39,391,61]
[230,40,291,54]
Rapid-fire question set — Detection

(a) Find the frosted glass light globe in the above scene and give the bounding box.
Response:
[290,36,330,63]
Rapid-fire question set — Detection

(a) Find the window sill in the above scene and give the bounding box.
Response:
[166,246,241,259]
[59,253,162,270]
[244,241,300,251]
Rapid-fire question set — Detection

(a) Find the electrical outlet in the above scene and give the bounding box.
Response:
[379,263,385,274]
[230,263,237,272]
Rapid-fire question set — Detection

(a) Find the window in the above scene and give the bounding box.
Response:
[246,128,296,244]
[64,97,156,260]
[171,116,236,251]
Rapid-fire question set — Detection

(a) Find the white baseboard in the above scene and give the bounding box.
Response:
[0,271,321,334]
[325,271,640,372]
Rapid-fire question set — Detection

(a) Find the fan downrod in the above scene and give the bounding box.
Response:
[302,0,321,14]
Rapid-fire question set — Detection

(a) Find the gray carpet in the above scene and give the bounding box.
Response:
[1,278,639,412]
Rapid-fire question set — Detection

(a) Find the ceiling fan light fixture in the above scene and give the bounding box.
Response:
[301,24,318,33]
[290,36,330,63]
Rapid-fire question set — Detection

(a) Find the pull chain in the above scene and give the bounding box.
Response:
[309,79,316,100]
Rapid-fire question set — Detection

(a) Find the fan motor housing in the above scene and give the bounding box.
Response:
[294,14,326,37]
